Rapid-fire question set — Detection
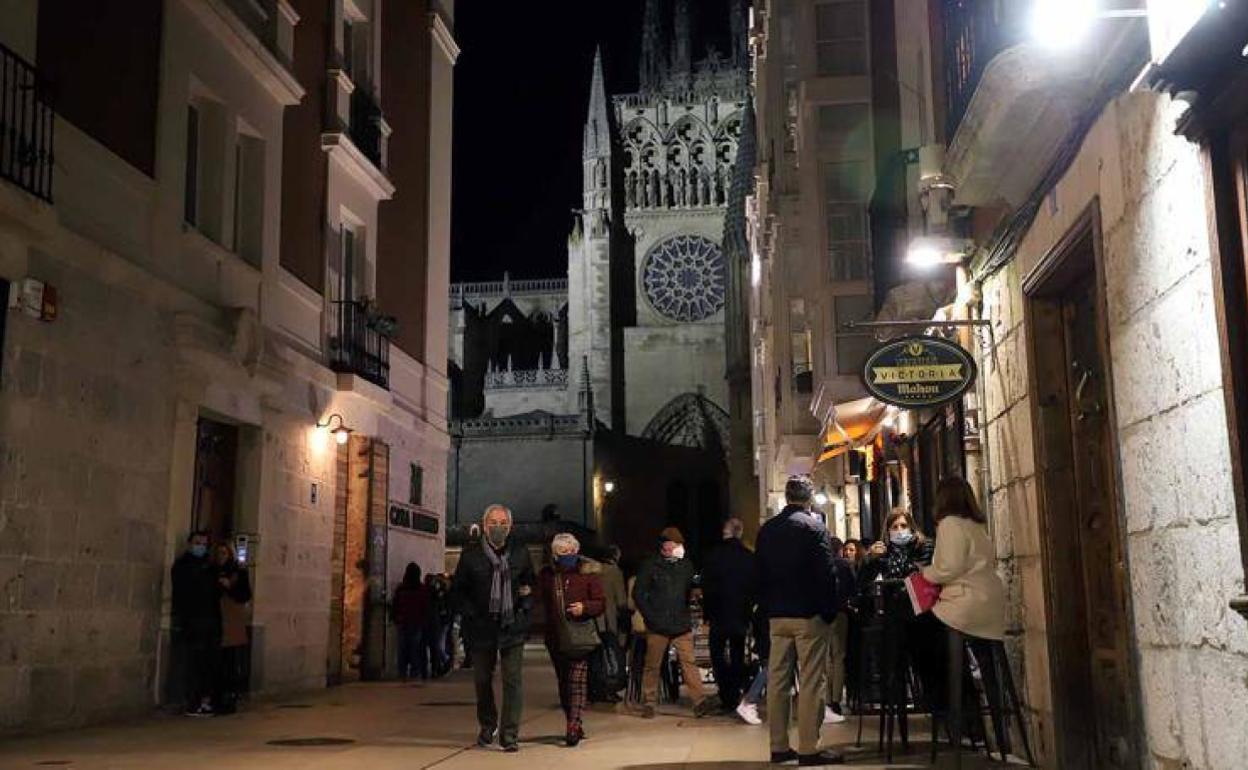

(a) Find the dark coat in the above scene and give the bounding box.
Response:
[755,505,839,622]
[701,537,757,635]
[451,540,537,650]
[538,558,606,650]
[632,553,697,636]
[393,582,431,628]
[171,552,221,636]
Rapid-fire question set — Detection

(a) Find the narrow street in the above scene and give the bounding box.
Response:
[0,647,1018,769]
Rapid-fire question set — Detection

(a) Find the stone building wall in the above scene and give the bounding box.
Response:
[0,230,177,730]
[979,91,1248,768]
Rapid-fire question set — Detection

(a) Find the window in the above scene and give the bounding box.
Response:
[815,1,868,77]
[409,463,423,506]
[232,133,265,267]
[789,298,813,394]
[184,105,199,226]
[823,162,870,282]
[342,13,371,88]
[817,103,871,158]
[834,295,875,375]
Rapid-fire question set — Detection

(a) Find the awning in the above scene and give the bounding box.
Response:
[814,396,890,467]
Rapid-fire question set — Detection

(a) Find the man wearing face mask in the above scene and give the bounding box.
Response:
[171,530,223,716]
[632,527,715,718]
[451,504,536,752]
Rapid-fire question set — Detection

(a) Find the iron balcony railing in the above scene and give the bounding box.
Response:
[0,41,53,202]
[330,300,391,389]
[943,0,1024,143]
[349,86,383,169]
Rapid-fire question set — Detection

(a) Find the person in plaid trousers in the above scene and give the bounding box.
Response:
[539,533,605,746]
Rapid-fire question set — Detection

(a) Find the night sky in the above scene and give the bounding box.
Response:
[450,2,643,282]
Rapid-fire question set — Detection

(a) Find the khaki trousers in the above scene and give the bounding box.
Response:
[641,631,705,707]
[767,616,831,755]
[827,612,849,706]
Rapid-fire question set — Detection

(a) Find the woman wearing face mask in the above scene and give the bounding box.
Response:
[539,533,605,746]
[859,510,934,584]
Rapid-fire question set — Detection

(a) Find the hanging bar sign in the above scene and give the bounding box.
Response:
[862,336,977,408]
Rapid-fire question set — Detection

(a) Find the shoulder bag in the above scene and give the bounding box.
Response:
[554,573,601,659]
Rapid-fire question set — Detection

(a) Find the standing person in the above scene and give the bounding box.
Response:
[920,477,1007,721]
[589,545,629,703]
[625,572,648,705]
[539,533,605,746]
[423,573,450,677]
[393,562,430,680]
[451,505,536,752]
[213,541,251,714]
[735,605,769,725]
[171,531,221,717]
[632,527,715,718]
[702,517,756,711]
[459,524,483,670]
[824,537,855,724]
[755,476,844,766]
[860,510,933,582]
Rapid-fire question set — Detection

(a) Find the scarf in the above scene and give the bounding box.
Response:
[482,541,514,626]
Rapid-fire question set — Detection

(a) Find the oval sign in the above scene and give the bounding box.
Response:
[862,335,977,408]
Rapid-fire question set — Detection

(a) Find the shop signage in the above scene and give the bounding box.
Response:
[862,336,976,408]
[389,501,440,536]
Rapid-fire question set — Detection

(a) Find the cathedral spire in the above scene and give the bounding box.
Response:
[640,0,666,90]
[583,46,610,160]
[671,0,691,76]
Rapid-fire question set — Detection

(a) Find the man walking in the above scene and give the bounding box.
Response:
[756,477,844,765]
[171,530,221,716]
[452,505,536,752]
[702,517,756,710]
[632,527,715,718]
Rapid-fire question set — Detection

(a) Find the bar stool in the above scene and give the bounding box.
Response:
[930,629,1037,767]
[854,580,916,762]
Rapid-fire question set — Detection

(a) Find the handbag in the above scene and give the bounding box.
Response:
[554,573,601,659]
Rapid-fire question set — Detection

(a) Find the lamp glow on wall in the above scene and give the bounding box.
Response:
[906,235,974,268]
[317,413,353,445]
[1030,0,1148,50]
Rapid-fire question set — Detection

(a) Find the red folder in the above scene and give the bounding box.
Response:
[905,572,942,615]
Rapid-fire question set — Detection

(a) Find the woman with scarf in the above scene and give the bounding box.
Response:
[450,504,536,753]
[539,533,605,746]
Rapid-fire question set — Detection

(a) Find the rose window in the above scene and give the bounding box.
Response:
[641,235,726,322]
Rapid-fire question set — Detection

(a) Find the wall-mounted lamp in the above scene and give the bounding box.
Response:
[603,480,616,494]
[814,489,830,507]
[317,413,353,445]
[906,236,974,268]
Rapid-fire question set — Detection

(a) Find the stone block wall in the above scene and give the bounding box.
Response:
[979,91,1248,769]
[0,239,176,732]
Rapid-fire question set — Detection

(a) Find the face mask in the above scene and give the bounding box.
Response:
[670,545,686,560]
[556,554,579,569]
[486,525,509,548]
[889,529,914,546]
[190,544,207,558]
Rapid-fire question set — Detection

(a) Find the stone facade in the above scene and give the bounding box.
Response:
[978,91,1248,768]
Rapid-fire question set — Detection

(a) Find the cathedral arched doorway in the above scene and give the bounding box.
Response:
[641,392,731,461]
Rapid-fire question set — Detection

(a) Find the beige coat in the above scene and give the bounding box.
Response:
[598,561,628,637]
[922,516,1006,640]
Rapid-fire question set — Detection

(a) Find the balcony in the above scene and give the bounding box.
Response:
[330,300,391,389]
[941,1,1148,208]
[0,41,53,202]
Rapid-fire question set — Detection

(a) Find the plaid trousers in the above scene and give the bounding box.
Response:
[550,652,590,728]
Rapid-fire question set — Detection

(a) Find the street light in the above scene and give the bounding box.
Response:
[814,490,830,507]
[603,480,616,494]
[317,413,353,445]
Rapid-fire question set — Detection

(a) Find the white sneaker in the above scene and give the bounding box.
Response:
[736,702,762,725]
[823,706,846,724]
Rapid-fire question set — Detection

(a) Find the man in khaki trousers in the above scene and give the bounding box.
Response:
[755,476,844,766]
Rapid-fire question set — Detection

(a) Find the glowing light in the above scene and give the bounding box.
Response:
[814,492,830,506]
[603,480,616,494]
[1030,0,1097,49]
[316,413,353,447]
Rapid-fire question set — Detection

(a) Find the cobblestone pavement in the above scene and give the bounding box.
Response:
[0,647,1024,769]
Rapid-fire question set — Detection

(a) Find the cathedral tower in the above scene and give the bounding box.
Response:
[567,48,620,428]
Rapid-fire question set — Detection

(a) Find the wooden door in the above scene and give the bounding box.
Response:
[1060,275,1136,768]
[191,417,238,542]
